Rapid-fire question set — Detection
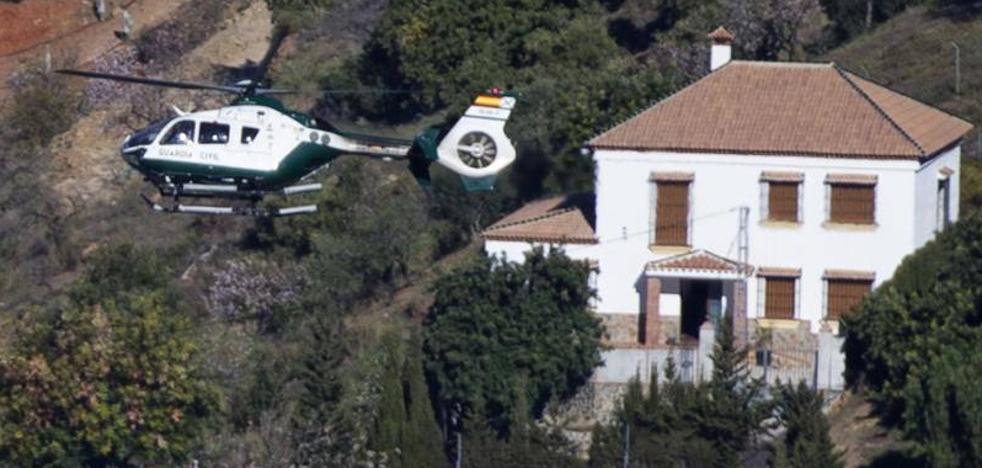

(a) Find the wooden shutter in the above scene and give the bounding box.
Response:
[826,279,872,319]
[768,182,798,222]
[830,184,875,224]
[655,181,689,246]
[764,277,795,319]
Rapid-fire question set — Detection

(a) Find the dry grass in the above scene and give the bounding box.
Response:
[822,5,982,159]
[826,391,923,468]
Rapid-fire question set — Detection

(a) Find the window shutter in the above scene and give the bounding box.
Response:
[768,182,798,222]
[764,277,795,319]
[655,181,689,246]
[826,279,872,319]
[830,184,875,224]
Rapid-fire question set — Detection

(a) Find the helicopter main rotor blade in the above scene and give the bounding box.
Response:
[56,69,243,94]
[255,27,289,83]
[317,89,416,95]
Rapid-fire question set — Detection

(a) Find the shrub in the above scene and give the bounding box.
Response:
[7,66,82,147]
[0,293,219,465]
[423,248,602,435]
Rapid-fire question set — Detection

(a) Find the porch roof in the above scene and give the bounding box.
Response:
[645,249,753,279]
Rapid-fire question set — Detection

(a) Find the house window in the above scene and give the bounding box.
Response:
[825,279,872,320]
[937,177,951,230]
[760,172,803,223]
[768,182,799,222]
[827,174,876,225]
[651,172,693,247]
[758,269,799,319]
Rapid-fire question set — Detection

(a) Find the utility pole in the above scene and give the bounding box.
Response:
[738,206,749,270]
[951,42,961,95]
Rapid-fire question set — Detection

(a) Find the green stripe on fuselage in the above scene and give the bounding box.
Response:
[139,142,340,190]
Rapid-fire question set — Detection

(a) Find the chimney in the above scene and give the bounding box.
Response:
[708,26,734,71]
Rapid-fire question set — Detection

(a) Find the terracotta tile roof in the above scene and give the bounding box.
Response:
[483,194,597,244]
[589,61,973,160]
[646,249,753,275]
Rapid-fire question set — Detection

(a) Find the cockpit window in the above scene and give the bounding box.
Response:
[162,120,196,145]
[199,122,230,145]
[241,127,260,144]
[126,119,168,148]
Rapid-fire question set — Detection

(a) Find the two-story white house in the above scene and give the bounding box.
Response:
[483,28,973,387]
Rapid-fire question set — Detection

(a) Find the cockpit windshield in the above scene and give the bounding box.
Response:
[125,119,169,148]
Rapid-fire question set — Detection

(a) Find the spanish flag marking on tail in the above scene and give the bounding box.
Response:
[474,95,503,108]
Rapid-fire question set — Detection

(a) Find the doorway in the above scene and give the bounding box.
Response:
[680,280,722,341]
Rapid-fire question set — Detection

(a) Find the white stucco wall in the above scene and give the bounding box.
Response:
[484,148,960,331]
[914,146,960,249]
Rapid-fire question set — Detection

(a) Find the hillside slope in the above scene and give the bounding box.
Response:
[823,5,981,158]
[822,6,979,467]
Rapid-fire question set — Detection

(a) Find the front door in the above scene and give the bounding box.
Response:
[681,280,708,340]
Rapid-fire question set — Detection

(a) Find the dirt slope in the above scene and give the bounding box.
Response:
[46,0,275,210]
[0,0,188,98]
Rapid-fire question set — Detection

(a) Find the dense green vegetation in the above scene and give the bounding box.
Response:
[424,249,603,435]
[0,0,977,465]
[0,245,218,466]
[770,382,844,468]
[844,212,982,466]
[588,321,770,467]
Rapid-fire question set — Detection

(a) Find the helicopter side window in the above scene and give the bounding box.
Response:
[241,127,260,144]
[162,120,196,145]
[199,122,230,145]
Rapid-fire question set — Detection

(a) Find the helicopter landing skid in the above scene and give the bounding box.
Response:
[140,193,317,217]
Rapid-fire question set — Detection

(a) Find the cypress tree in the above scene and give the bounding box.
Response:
[401,335,447,467]
[295,312,353,465]
[370,335,407,464]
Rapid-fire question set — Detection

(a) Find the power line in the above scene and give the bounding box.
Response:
[562,205,746,254]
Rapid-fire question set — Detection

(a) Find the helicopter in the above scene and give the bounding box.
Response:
[57,52,517,217]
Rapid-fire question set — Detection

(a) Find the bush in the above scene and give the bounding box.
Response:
[844,212,982,464]
[423,248,603,435]
[0,293,219,465]
[7,66,82,148]
[901,344,982,468]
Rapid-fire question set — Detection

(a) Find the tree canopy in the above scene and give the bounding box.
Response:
[423,248,603,434]
[0,246,219,466]
[844,211,982,466]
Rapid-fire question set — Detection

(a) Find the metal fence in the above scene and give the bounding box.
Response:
[749,345,817,388]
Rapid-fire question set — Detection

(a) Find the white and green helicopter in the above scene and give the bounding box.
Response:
[56,68,517,217]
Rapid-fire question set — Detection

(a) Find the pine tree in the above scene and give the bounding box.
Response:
[772,382,843,468]
[700,318,768,467]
